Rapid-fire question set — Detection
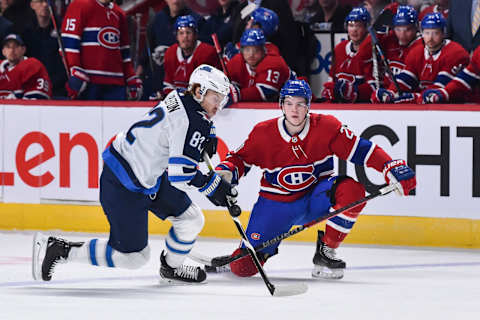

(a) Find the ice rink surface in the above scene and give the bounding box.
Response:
[0,231,479,320]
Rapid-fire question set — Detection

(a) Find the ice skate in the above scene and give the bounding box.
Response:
[159,251,207,284]
[32,232,83,281]
[204,264,231,273]
[312,230,346,279]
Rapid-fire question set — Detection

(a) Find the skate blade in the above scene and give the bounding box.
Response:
[312,265,344,280]
[158,276,207,286]
[32,232,48,281]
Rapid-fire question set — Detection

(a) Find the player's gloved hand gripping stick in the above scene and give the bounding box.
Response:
[202,153,308,297]
[190,182,397,268]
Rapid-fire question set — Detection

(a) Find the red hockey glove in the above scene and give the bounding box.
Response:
[228,83,241,105]
[215,162,239,186]
[334,78,358,102]
[383,159,416,196]
[127,76,143,101]
[393,92,421,104]
[371,88,394,103]
[321,82,334,101]
[65,68,89,99]
[422,88,448,104]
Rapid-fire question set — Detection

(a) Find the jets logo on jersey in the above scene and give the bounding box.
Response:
[97,27,120,49]
[277,164,316,191]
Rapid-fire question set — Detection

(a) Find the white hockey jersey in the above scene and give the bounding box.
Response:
[102,90,214,194]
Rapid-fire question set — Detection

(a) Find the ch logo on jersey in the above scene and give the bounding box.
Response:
[97,27,120,49]
[250,233,261,240]
[337,73,356,84]
[389,61,406,76]
[277,165,316,191]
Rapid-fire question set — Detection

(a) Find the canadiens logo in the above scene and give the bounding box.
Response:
[251,233,261,240]
[97,27,120,49]
[277,165,316,191]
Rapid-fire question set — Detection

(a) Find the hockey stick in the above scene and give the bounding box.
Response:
[211,33,230,78]
[190,182,397,268]
[47,0,71,78]
[202,153,308,297]
[368,26,403,94]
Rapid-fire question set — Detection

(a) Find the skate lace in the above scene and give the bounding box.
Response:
[174,265,199,280]
[322,245,341,261]
[46,239,69,278]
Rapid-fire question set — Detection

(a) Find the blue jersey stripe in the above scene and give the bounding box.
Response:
[62,36,80,50]
[168,156,197,167]
[350,138,373,165]
[329,216,355,230]
[397,72,418,90]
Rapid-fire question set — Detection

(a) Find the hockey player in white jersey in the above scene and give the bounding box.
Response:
[32,65,235,284]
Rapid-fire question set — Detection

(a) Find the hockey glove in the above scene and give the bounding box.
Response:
[383,159,416,196]
[321,82,334,102]
[223,42,239,61]
[152,45,169,67]
[334,79,358,102]
[393,92,421,104]
[215,162,239,186]
[371,88,394,103]
[201,137,217,160]
[422,88,448,104]
[199,172,237,207]
[228,83,241,105]
[66,68,89,99]
[127,76,143,101]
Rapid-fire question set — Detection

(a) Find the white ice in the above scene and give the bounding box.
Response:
[0,231,479,320]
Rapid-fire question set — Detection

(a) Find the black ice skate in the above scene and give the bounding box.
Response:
[159,251,207,284]
[312,230,346,279]
[32,232,83,281]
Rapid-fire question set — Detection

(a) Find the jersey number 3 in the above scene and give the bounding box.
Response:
[126,107,165,144]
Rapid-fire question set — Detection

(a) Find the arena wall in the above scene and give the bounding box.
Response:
[1,101,479,248]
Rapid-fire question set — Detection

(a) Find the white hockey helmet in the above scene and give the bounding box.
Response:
[188,64,230,110]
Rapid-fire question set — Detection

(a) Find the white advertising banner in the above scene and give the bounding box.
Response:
[1,103,479,220]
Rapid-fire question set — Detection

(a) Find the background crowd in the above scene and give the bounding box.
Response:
[0,0,478,104]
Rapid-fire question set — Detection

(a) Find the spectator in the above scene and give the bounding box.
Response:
[374,12,470,103]
[22,0,67,98]
[0,34,52,99]
[359,5,422,97]
[162,15,220,96]
[61,0,142,100]
[321,7,371,103]
[447,0,479,53]
[419,0,448,20]
[203,0,240,47]
[1,0,34,35]
[226,28,291,102]
[310,0,352,32]
[139,0,206,99]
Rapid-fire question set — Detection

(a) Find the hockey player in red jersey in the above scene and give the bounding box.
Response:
[373,12,469,104]
[422,45,480,103]
[226,28,291,102]
[163,15,220,96]
[321,7,372,103]
[359,5,422,98]
[61,0,142,100]
[0,34,52,99]
[210,80,416,279]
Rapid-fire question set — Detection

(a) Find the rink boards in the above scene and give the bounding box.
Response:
[0,101,479,248]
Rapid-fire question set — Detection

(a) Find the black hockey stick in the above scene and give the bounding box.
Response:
[202,153,308,297]
[368,26,403,94]
[47,0,71,79]
[190,182,396,268]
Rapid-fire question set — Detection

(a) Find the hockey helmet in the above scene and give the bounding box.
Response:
[421,12,446,32]
[279,79,312,108]
[175,15,198,33]
[393,5,418,27]
[250,7,279,37]
[240,28,266,47]
[188,64,230,110]
[345,7,371,25]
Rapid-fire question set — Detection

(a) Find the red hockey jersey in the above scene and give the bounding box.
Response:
[0,57,52,99]
[163,41,219,95]
[61,0,136,85]
[220,113,392,202]
[393,40,470,92]
[419,5,449,21]
[226,52,291,101]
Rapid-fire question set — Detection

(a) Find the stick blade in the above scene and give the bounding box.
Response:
[273,283,308,297]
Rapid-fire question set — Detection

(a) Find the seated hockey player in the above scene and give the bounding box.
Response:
[210,79,416,279]
[422,45,480,103]
[162,15,220,97]
[358,5,422,97]
[372,12,469,104]
[0,34,52,99]
[32,65,237,284]
[226,28,292,102]
[321,7,372,103]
